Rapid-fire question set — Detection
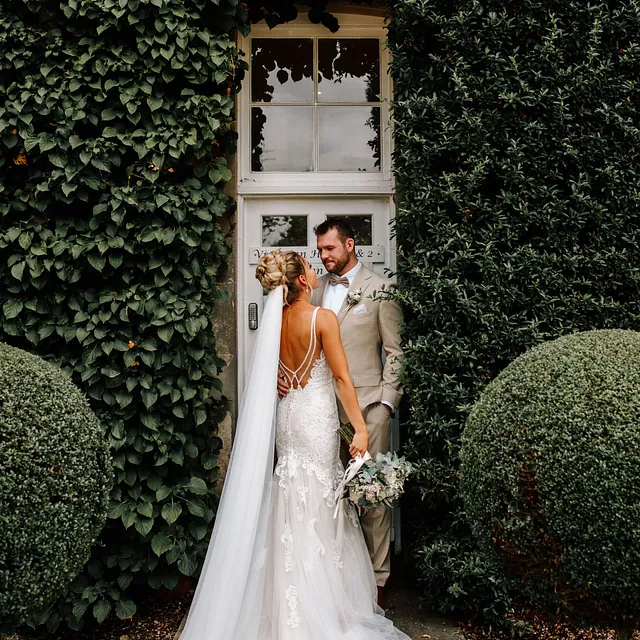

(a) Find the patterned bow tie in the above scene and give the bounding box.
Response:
[328,274,350,287]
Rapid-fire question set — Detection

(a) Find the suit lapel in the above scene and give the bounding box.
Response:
[338,264,372,325]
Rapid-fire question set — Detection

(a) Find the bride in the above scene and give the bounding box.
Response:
[179,250,410,639]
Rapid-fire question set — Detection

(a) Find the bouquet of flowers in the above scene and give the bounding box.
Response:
[336,422,413,513]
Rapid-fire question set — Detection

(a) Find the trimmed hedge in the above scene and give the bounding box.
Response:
[460,330,640,635]
[387,0,640,623]
[0,344,112,632]
[0,0,243,630]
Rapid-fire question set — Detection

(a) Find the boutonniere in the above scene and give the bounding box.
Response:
[346,288,363,305]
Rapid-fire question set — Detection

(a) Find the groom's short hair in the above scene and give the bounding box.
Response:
[314,217,355,244]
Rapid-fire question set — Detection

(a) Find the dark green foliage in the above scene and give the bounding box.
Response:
[245,0,372,32]
[460,330,640,633]
[387,0,640,623]
[0,0,245,630]
[0,344,112,632]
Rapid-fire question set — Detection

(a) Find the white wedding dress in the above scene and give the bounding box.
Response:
[179,288,409,640]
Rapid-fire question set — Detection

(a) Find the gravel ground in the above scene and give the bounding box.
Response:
[460,608,639,640]
[6,592,637,640]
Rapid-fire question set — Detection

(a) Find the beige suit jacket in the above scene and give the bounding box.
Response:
[313,264,403,412]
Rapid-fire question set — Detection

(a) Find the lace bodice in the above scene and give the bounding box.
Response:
[276,352,343,505]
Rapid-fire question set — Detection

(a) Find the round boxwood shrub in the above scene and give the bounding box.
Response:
[460,330,640,638]
[0,344,112,631]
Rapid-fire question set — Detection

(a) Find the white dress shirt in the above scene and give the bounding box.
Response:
[322,261,362,315]
[322,261,395,414]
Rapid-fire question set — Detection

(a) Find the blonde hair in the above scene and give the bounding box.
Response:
[255,250,307,305]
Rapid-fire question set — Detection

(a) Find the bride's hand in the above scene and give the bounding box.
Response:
[277,368,289,399]
[349,431,368,458]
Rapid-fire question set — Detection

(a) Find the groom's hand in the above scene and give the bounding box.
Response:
[277,368,289,399]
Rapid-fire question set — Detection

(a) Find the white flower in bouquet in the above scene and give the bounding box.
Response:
[336,422,414,513]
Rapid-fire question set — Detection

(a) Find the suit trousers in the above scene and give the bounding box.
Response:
[352,402,392,587]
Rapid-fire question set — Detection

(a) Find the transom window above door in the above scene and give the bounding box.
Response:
[251,38,381,173]
[238,14,393,194]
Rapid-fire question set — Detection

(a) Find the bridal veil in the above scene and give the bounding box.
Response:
[178,285,283,639]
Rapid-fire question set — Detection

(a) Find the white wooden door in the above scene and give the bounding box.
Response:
[238,196,395,390]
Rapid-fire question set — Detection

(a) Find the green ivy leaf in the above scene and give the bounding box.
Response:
[151,533,174,556]
[136,501,154,518]
[93,599,111,624]
[10,262,25,281]
[134,516,154,537]
[102,108,119,121]
[3,299,23,319]
[187,499,206,517]
[161,502,182,524]
[141,388,158,409]
[87,254,106,272]
[107,501,127,519]
[115,598,137,620]
[186,477,208,495]
[189,521,209,541]
[158,325,174,343]
[201,450,218,470]
[147,96,163,111]
[117,573,133,591]
[177,552,198,576]
[39,138,56,152]
[72,600,90,620]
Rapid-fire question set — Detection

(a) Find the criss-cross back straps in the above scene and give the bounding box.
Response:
[279,307,320,389]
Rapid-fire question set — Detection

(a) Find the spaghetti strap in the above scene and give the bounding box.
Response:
[279,308,320,389]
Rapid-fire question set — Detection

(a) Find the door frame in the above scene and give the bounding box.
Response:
[236,12,395,391]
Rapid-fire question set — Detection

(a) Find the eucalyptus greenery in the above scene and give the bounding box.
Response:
[387,0,640,625]
[461,330,640,638]
[0,0,246,631]
[0,344,112,633]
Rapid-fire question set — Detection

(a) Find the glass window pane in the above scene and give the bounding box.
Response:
[317,39,380,103]
[252,107,314,172]
[344,215,372,245]
[262,216,308,246]
[318,107,381,172]
[252,39,313,103]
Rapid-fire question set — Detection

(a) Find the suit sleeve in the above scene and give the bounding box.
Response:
[378,287,404,408]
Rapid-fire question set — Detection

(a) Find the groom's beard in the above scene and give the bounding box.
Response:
[322,252,350,275]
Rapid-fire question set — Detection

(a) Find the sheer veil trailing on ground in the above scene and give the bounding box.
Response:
[179,286,284,639]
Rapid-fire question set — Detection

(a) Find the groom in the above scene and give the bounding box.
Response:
[279,217,403,606]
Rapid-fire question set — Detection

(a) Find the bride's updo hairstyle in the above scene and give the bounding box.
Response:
[256,250,307,305]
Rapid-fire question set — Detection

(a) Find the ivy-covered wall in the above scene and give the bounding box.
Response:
[387,0,640,624]
[0,0,385,630]
[0,0,246,630]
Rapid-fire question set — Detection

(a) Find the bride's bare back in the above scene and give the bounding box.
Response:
[279,302,323,390]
